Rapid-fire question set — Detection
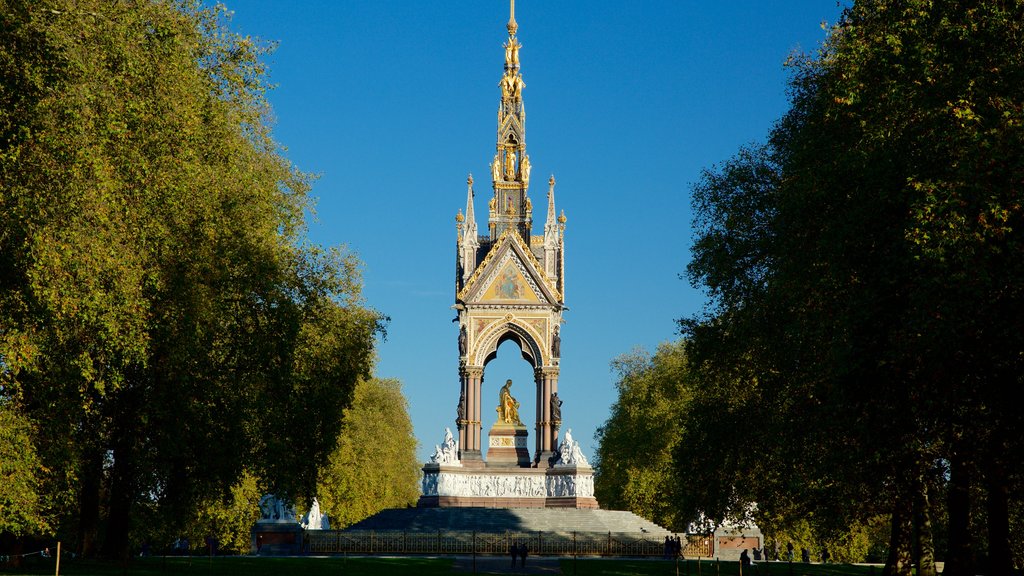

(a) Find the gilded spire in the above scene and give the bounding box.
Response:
[490,2,529,241]
[507,0,518,37]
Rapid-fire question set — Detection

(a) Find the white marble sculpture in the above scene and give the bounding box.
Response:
[257,494,297,524]
[429,427,461,465]
[301,497,330,530]
[420,470,595,499]
[553,428,590,468]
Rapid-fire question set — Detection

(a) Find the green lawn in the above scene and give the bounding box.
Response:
[561,559,882,576]
[2,556,886,576]
[1,556,453,576]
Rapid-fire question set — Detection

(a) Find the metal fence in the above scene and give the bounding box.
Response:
[306,530,713,558]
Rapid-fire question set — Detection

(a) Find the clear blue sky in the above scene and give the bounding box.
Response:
[224,2,844,464]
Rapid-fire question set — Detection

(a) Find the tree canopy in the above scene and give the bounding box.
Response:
[316,377,421,529]
[679,1,1024,574]
[0,0,381,559]
[594,342,691,531]
[595,1,1024,574]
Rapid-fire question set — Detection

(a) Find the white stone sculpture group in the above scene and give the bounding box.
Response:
[420,470,595,499]
[257,494,330,530]
[301,497,330,530]
[257,494,297,524]
[553,428,589,467]
[430,427,461,465]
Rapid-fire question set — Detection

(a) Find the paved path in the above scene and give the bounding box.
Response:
[451,555,562,574]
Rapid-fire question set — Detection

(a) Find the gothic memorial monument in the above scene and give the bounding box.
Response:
[419,1,597,509]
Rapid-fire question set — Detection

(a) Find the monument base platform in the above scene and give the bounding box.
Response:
[485,424,531,467]
[251,522,303,555]
[345,506,669,535]
[419,463,597,509]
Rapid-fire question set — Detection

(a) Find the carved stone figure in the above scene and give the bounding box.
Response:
[550,392,562,426]
[430,426,461,465]
[497,379,522,425]
[301,498,329,530]
[521,154,531,184]
[554,428,590,468]
[458,325,467,356]
[457,391,466,423]
[258,494,275,520]
[551,326,561,357]
[258,494,297,523]
[492,153,501,182]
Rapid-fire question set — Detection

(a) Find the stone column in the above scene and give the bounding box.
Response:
[534,367,559,466]
[462,366,484,462]
[548,370,560,453]
[534,368,544,459]
[457,370,468,456]
[474,371,483,452]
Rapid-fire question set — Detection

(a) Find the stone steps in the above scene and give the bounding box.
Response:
[345,507,674,536]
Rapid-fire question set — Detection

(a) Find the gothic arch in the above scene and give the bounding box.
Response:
[474,320,544,370]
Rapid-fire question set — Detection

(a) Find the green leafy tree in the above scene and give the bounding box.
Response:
[316,378,420,529]
[0,0,381,560]
[683,2,1024,575]
[0,403,47,537]
[594,342,692,531]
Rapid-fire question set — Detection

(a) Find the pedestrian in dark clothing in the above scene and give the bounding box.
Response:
[821,548,830,563]
[801,547,810,563]
[520,543,529,567]
[786,542,794,561]
[741,549,751,567]
[510,543,518,567]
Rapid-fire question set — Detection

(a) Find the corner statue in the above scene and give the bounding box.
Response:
[496,379,523,425]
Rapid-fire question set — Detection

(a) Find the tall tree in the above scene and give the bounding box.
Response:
[594,342,691,531]
[316,377,420,529]
[0,0,381,559]
[683,1,1024,574]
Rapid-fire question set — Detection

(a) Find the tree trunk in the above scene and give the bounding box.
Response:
[77,447,104,558]
[913,472,937,576]
[883,488,914,576]
[944,450,973,576]
[985,456,1012,576]
[100,444,135,563]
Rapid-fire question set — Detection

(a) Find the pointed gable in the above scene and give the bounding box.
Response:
[458,228,562,305]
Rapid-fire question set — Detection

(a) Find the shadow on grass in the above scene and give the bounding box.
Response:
[1,556,454,576]
[558,559,881,576]
[2,556,882,576]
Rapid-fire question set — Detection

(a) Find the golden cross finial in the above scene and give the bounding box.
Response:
[507,0,518,36]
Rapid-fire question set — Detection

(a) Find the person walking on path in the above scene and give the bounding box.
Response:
[509,543,518,568]
[519,543,529,568]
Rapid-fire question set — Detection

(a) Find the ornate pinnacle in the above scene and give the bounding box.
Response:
[507,0,518,36]
[558,210,567,224]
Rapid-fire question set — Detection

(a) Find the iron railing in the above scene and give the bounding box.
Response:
[305,530,712,558]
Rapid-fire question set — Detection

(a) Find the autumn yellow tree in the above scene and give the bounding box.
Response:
[316,378,420,529]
